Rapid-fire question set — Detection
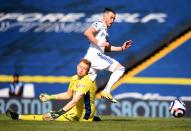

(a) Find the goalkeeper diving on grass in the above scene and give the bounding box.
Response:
[6,58,101,122]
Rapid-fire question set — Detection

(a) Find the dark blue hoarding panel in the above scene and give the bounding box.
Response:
[113,84,191,99]
[1,97,191,117]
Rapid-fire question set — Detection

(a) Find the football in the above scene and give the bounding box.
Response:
[169,100,186,118]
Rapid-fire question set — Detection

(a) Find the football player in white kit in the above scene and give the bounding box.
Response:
[84,8,132,102]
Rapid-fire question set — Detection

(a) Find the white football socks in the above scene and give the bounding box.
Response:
[104,66,125,93]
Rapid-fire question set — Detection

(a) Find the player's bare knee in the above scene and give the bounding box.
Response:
[118,66,125,73]
[114,64,125,73]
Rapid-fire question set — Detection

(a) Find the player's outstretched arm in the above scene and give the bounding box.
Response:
[53,90,73,100]
[107,40,132,52]
[39,90,73,102]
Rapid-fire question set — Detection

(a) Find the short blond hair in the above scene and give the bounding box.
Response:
[80,58,91,68]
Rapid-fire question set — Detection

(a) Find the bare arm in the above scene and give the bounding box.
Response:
[47,91,84,120]
[54,90,73,100]
[62,92,84,111]
[105,40,133,52]
[84,26,99,45]
[39,89,73,102]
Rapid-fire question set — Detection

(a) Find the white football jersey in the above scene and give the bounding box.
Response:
[87,21,109,53]
[84,21,120,81]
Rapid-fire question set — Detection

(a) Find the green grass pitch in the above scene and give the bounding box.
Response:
[0,115,191,131]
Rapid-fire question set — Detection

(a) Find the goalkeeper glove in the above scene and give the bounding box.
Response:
[50,109,66,119]
[39,93,57,102]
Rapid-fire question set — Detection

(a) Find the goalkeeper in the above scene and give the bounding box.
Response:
[6,58,100,122]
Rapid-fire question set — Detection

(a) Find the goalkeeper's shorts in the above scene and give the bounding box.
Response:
[56,108,100,122]
[56,109,79,121]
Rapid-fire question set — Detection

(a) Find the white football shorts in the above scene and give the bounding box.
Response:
[84,52,119,81]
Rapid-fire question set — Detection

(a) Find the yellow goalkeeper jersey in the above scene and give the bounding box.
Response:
[68,74,96,121]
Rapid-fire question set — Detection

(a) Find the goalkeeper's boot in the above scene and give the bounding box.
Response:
[93,116,101,121]
[6,108,19,120]
[101,91,118,103]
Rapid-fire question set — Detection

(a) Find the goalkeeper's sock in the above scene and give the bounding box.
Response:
[20,115,43,121]
[6,108,43,121]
